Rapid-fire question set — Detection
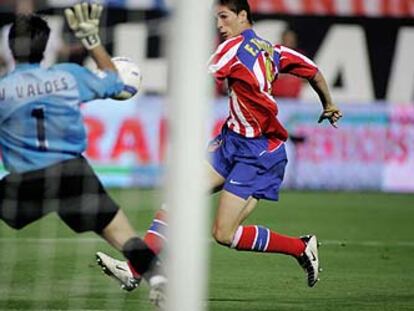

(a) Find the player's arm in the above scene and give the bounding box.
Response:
[88,45,116,73]
[62,2,123,101]
[64,2,116,73]
[309,71,342,128]
[275,45,342,127]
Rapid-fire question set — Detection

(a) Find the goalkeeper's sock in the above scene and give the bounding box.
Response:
[231,225,306,257]
[122,237,163,281]
[127,209,168,278]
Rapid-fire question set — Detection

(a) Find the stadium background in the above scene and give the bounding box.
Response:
[0,1,414,310]
[1,0,413,192]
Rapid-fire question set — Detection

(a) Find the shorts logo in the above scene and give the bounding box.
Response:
[229,179,243,185]
[208,139,222,152]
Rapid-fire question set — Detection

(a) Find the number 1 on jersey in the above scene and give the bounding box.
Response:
[31,107,47,151]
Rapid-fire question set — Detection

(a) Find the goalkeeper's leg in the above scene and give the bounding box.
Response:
[97,208,168,292]
[125,207,168,276]
[99,209,166,307]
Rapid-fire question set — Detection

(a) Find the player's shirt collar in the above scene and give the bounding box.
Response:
[241,28,255,37]
[14,63,41,72]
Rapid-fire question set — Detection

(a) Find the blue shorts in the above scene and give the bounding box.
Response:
[208,127,287,201]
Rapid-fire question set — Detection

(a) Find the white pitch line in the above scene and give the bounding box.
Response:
[0,238,414,247]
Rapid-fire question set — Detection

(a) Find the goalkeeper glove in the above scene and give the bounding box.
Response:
[64,2,103,50]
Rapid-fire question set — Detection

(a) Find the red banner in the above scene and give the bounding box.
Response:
[249,0,414,17]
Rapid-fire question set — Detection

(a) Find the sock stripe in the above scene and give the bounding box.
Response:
[263,228,270,251]
[231,226,243,249]
[147,230,167,241]
[253,226,270,251]
[154,219,168,227]
[230,225,305,256]
[149,219,167,235]
[251,226,259,251]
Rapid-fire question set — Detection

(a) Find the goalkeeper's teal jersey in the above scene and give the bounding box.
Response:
[0,63,123,173]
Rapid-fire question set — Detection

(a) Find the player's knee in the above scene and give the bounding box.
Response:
[212,224,234,246]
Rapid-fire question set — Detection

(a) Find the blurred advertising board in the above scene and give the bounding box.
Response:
[279,101,414,192]
[1,96,412,192]
[81,97,414,192]
[80,96,166,187]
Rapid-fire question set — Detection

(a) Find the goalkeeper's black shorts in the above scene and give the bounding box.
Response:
[0,156,119,233]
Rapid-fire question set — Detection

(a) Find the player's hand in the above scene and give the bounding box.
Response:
[318,105,342,128]
[64,2,103,50]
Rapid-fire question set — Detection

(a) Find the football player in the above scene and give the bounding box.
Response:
[0,3,166,308]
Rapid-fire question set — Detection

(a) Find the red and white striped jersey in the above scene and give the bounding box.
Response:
[208,29,318,148]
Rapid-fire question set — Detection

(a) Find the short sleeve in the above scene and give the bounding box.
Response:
[208,36,243,80]
[274,45,319,79]
[54,63,124,102]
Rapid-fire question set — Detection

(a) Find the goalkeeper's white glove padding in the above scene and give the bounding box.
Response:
[64,2,103,50]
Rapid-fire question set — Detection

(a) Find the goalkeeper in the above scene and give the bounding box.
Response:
[0,3,165,308]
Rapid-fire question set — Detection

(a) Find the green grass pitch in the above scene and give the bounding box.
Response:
[0,190,413,310]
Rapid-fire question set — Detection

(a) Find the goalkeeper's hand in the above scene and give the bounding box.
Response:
[318,104,343,128]
[64,2,103,50]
